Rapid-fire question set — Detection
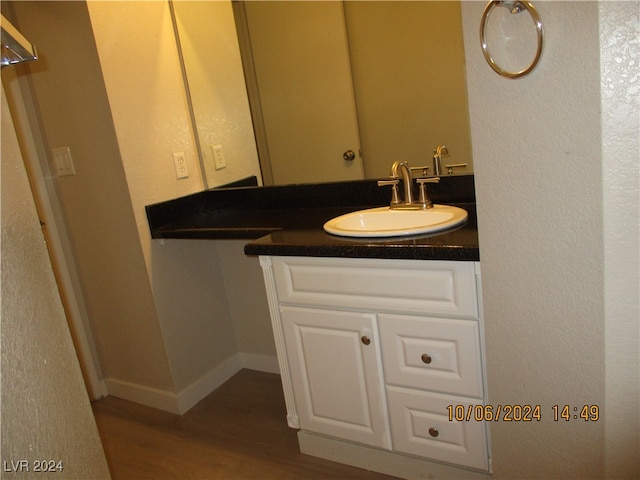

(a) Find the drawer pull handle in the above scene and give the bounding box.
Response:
[428,427,439,438]
[361,336,371,346]
[421,353,432,364]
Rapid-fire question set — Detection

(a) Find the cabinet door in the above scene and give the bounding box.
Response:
[280,306,390,449]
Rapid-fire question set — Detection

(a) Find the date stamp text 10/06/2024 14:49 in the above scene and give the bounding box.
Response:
[447,404,600,422]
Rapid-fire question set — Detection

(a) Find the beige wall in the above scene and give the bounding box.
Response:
[462,1,638,478]
[86,0,264,402]
[3,1,637,477]
[7,0,257,413]
[172,0,262,188]
[345,1,473,178]
[599,3,640,477]
[1,84,110,479]
[83,1,247,406]
[241,0,367,185]
[235,1,472,183]
[10,1,176,394]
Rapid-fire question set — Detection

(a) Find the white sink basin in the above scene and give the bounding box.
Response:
[323,205,468,238]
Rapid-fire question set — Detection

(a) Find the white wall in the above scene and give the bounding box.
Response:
[462,1,638,478]
[216,240,277,363]
[1,84,111,479]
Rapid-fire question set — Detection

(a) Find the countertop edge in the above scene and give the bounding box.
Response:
[243,243,479,262]
[146,177,479,261]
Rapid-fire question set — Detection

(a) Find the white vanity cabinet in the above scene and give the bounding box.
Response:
[259,255,490,475]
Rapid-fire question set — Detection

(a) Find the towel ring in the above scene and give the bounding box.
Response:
[480,1,544,79]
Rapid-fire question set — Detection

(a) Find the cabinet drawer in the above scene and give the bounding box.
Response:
[379,314,483,397]
[272,256,478,318]
[387,387,489,471]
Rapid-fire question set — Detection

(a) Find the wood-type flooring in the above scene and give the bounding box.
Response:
[92,369,397,480]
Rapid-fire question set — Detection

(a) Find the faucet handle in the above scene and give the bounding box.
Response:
[377,179,401,206]
[416,177,440,184]
[416,177,440,209]
[377,179,400,186]
[444,163,468,175]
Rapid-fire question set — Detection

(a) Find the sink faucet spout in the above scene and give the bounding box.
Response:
[433,145,448,176]
[390,161,415,205]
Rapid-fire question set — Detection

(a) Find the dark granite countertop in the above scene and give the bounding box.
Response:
[145,176,479,261]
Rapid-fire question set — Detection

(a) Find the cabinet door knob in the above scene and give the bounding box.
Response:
[428,427,439,438]
[361,336,371,346]
[421,353,432,364]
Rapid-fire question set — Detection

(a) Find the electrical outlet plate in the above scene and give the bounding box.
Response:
[212,144,226,170]
[172,152,189,179]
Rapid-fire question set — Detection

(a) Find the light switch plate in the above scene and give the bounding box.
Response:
[53,146,75,176]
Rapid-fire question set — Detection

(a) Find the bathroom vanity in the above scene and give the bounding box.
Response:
[146,176,491,478]
[259,255,489,476]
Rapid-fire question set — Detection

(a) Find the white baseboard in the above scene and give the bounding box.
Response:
[298,431,492,480]
[104,352,279,414]
[238,352,280,374]
[175,354,244,414]
[90,379,109,401]
[103,377,181,414]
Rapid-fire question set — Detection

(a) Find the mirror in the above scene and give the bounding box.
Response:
[172,1,473,187]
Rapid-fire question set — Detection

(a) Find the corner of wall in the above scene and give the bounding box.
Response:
[599,2,640,477]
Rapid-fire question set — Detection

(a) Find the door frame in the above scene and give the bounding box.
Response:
[232,0,274,185]
[2,68,107,400]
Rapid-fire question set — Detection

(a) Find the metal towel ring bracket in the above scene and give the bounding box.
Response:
[480,1,544,79]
